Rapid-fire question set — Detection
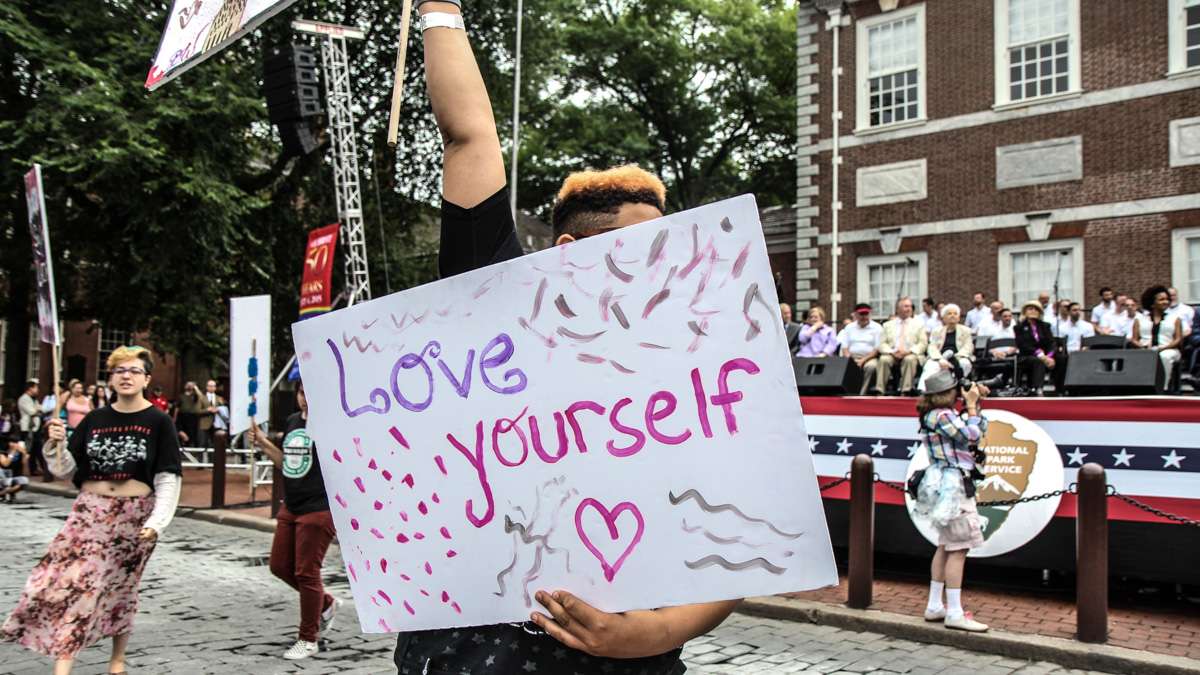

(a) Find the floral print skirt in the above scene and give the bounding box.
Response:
[1,491,156,659]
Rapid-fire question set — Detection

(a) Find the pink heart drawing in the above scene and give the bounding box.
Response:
[574,498,645,582]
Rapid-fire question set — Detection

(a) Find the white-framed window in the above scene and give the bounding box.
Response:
[1172,227,1200,304]
[1169,0,1200,76]
[98,327,130,383]
[997,239,1084,310]
[26,324,41,382]
[856,4,926,131]
[856,252,928,319]
[994,0,1080,107]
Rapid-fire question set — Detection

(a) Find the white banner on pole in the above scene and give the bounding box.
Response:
[145,0,300,90]
[292,195,837,633]
[230,295,272,435]
[25,164,59,346]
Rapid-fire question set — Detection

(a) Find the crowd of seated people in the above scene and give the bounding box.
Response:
[780,284,1199,397]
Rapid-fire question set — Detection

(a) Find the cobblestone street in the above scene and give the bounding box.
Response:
[0,493,1114,675]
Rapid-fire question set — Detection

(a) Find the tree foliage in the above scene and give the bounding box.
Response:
[0,0,793,381]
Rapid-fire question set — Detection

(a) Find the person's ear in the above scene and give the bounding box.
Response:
[555,233,576,246]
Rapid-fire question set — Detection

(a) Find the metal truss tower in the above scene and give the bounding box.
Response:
[294,19,371,306]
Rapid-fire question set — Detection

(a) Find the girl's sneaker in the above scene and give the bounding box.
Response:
[283,640,320,660]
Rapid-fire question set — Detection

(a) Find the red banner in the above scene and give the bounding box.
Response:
[299,223,338,318]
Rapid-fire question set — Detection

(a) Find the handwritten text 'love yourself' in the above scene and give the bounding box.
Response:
[327,332,759,530]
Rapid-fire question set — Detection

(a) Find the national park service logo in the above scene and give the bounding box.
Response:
[905,409,1064,558]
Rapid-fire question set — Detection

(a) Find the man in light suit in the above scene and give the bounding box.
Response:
[877,297,928,395]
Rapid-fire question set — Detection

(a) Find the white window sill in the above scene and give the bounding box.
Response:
[1166,67,1200,81]
[992,90,1083,112]
[853,117,928,137]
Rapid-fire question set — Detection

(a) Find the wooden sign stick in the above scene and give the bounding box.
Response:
[386,0,415,148]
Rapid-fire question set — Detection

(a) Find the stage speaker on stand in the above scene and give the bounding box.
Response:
[263,44,323,157]
[793,357,863,395]
[1064,350,1164,395]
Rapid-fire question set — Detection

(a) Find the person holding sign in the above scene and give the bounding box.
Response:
[1,347,182,674]
[247,380,342,661]
[388,1,740,672]
[911,369,991,633]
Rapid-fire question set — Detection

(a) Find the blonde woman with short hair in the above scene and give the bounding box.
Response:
[2,346,183,674]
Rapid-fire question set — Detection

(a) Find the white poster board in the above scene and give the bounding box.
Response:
[230,295,271,435]
[292,195,837,633]
[145,0,300,90]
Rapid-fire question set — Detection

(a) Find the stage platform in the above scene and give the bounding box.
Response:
[803,395,1200,584]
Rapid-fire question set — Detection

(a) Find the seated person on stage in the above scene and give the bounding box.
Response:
[972,300,1004,337]
[981,308,1016,359]
[919,297,942,336]
[1167,286,1194,338]
[1090,286,1119,325]
[918,304,974,392]
[1015,301,1057,396]
[781,302,804,354]
[1099,297,1137,340]
[1038,291,1053,317]
[837,303,883,395]
[1132,285,1184,382]
[393,3,739,673]
[1053,302,1095,353]
[796,306,838,358]
[877,297,927,395]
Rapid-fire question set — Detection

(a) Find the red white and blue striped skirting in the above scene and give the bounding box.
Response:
[801,396,1200,524]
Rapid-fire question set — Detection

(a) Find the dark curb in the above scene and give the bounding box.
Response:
[25,482,279,534]
[737,597,1200,675]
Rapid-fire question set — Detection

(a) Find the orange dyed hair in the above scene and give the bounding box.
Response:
[551,165,667,238]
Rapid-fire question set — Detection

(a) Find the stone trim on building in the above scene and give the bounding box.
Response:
[794,2,823,305]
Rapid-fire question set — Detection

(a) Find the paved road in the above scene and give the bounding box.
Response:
[0,493,1110,675]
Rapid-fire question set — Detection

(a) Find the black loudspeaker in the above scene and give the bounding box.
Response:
[793,357,863,395]
[1064,350,1164,395]
[263,44,323,157]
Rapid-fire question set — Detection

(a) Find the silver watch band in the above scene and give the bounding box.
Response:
[419,11,466,32]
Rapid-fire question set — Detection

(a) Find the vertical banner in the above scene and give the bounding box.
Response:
[145,0,300,90]
[25,165,60,346]
[299,223,339,319]
[230,295,272,435]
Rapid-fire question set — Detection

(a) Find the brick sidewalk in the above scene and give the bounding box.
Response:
[785,574,1200,661]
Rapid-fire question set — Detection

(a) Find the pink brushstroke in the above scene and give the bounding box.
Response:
[402,474,414,488]
[381,558,389,573]
[368,458,378,470]
[446,550,458,558]
[378,589,393,605]
[354,477,366,493]
[400,574,411,581]
[389,426,410,449]
[374,500,384,511]
[396,533,409,543]
[434,455,447,475]
[381,469,393,481]
[418,501,428,515]
[349,564,358,582]
[424,561,433,575]
[451,602,462,614]
[441,591,450,603]
[332,449,343,463]
[379,618,391,631]
[731,242,751,279]
[400,511,409,522]
[404,601,415,615]
[610,360,635,374]
[353,437,365,457]
[414,532,425,540]
[440,526,452,539]
[334,494,347,508]
[577,353,605,364]
[420,589,430,597]
[431,492,441,504]
[350,518,360,530]
[517,317,559,348]
[370,528,385,539]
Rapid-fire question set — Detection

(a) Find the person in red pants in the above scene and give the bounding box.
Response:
[248,380,339,660]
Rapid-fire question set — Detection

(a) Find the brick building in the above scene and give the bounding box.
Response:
[781,0,1200,321]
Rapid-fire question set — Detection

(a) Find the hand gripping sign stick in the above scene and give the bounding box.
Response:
[386,0,415,147]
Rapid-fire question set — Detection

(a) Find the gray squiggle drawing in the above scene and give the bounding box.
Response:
[494,477,577,606]
[494,549,518,597]
[681,518,767,548]
[669,489,804,539]
[685,555,786,575]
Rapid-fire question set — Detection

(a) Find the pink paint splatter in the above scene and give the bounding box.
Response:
[440,526,452,539]
[365,559,372,571]
[370,596,381,607]
[378,618,391,631]
[353,437,365,457]
[446,550,457,558]
[414,532,425,540]
[374,500,384,511]
[369,528,384,540]
[349,564,357,582]
[334,494,347,508]
[396,533,409,543]
[431,492,440,504]
[368,458,378,470]
[434,455,447,475]
[417,501,428,515]
[402,473,414,488]
[451,602,462,614]
[381,558,389,573]
[403,601,415,615]
[441,591,450,603]
[350,518,360,530]
[332,449,343,463]
[377,589,393,605]
[400,574,411,581]
[389,426,410,449]
[420,589,430,597]
[399,511,409,522]
[354,477,366,493]
[381,469,393,481]
[424,562,433,575]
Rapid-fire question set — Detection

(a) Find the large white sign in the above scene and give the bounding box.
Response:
[146,0,299,90]
[25,164,59,346]
[292,195,837,633]
[230,295,271,435]
[905,409,1064,557]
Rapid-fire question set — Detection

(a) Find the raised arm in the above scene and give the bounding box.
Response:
[420,1,505,207]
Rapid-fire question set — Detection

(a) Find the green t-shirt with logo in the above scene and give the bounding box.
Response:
[281,412,329,514]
